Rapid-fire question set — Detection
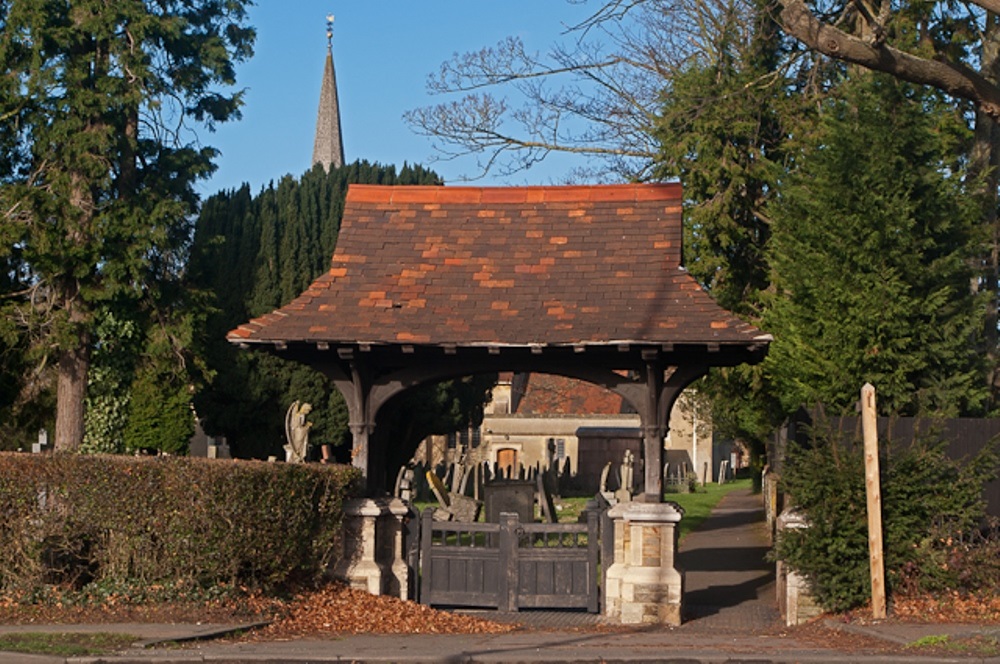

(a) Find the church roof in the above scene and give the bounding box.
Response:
[228,183,771,351]
[515,373,629,416]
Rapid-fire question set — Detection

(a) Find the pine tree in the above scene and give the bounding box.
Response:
[765,74,987,417]
[652,0,796,448]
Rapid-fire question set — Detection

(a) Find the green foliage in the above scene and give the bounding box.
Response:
[122,365,193,455]
[82,311,141,454]
[765,74,986,418]
[0,453,361,595]
[652,0,797,450]
[775,419,998,612]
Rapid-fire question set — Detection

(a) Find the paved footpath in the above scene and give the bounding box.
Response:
[3,488,1000,663]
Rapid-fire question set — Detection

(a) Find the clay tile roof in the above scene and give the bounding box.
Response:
[515,374,628,416]
[227,183,771,348]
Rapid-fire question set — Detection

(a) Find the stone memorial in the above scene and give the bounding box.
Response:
[283,400,313,463]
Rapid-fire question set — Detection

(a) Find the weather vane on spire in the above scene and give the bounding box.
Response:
[326,14,334,49]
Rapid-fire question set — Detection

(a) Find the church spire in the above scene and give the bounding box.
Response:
[312,14,344,172]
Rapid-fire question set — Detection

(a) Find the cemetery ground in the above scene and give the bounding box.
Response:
[2,481,1000,660]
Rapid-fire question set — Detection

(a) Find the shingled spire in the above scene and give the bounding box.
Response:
[312,14,344,172]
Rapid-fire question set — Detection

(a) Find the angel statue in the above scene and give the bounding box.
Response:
[284,401,313,463]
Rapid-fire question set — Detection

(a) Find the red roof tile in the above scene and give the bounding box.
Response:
[228,183,771,348]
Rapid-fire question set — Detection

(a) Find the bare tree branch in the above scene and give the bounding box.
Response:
[779,0,1000,117]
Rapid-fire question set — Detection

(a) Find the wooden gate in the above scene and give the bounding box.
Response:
[418,509,600,613]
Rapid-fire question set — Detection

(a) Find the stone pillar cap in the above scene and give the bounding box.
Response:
[607,501,684,522]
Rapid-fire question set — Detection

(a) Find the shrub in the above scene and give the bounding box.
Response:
[0,453,361,597]
[774,419,998,612]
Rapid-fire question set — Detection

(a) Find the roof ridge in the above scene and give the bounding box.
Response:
[345,182,682,205]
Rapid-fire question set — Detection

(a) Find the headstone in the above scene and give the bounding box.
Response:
[718,460,729,484]
[483,480,534,523]
[457,466,473,496]
[599,461,615,503]
[537,471,558,524]
[615,450,634,503]
[450,463,465,492]
[446,492,481,522]
[426,470,450,508]
[395,466,414,502]
[558,457,573,496]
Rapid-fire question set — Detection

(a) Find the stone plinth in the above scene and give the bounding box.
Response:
[604,501,684,625]
[775,507,822,626]
[333,497,410,597]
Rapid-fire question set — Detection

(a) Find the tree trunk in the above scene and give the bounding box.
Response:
[54,333,90,452]
[54,171,94,452]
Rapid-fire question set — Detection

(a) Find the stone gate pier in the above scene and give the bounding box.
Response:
[604,501,685,625]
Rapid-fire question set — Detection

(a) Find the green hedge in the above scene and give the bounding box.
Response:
[774,422,998,612]
[0,453,361,596]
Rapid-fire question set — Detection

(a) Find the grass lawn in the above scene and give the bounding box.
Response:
[667,478,753,540]
[0,632,137,656]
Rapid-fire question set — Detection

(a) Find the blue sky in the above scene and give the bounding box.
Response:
[200,2,599,197]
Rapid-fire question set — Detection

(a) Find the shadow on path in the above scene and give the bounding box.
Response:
[676,487,779,628]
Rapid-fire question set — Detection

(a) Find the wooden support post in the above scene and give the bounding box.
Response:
[861,383,887,620]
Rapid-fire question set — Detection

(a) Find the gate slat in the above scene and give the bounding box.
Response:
[419,508,604,613]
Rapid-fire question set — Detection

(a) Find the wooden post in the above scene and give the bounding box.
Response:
[861,383,887,620]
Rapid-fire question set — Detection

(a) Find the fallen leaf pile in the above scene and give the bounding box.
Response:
[0,582,517,639]
[890,592,1000,623]
[250,582,518,639]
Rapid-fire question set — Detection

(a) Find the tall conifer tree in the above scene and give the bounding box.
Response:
[765,74,987,416]
[0,0,254,450]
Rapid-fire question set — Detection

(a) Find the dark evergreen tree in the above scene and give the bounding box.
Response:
[0,0,254,450]
[652,0,796,449]
[764,73,987,417]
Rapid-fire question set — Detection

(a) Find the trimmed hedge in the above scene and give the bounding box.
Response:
[0,453,361,596]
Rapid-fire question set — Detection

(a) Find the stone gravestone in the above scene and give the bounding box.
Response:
[537,470,558,524]
[457,466,473,496]
[426,470,453,521]
[557,457,572,496]
[394,466,414,502]
[426,469,481,522]
[450,462,465,492]
[447,493,481,522]
[615,450,635,503]
[483,479,534,524]
[599,461,616,503]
